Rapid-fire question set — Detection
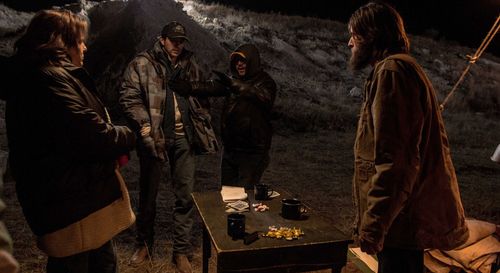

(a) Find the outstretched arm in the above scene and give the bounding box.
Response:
[230,75,277,110]
[168,70,230,98]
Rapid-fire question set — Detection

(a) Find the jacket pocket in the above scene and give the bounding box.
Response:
[356,159,375,182]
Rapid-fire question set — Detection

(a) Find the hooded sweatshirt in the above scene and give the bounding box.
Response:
[222,44,277,153]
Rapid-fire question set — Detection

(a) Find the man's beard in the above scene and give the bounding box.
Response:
[349,41,373,71]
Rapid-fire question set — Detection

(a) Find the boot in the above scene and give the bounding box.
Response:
[130,246,150,265]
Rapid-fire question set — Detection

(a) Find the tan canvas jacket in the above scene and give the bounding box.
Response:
[353,53,469,250]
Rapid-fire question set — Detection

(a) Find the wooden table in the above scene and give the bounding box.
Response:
[192,190,352,273]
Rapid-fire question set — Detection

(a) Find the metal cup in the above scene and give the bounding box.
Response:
[254,183,273,200]
[227,213,245,239]
[281,198,307,220]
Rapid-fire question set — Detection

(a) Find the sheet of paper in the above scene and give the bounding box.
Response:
[220,186,248,202]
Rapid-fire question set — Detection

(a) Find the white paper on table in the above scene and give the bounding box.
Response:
[226,200,250,212]
[221,186,248,202]
[269,191,280,198]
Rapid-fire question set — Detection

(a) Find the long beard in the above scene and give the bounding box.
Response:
[349,42,373,71]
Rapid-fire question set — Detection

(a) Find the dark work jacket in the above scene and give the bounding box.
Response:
[353,54,468,250]
[2,56,135,236]
[223,44,277,153]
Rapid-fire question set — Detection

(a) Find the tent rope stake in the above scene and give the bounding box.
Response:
[440,14,500,111]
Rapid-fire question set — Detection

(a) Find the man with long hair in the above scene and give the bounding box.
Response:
[2,9,136,272]
[348,2,469,272]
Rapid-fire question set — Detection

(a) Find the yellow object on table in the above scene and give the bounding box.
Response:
[262,226,304,240]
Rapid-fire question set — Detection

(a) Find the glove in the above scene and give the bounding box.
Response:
[229,78,252,94]
[141,135,158,158]
[168,78,192,96]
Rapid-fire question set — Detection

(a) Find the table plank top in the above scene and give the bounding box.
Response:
[192,190,352,253]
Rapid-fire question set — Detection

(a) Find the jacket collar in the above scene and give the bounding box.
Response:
[150,39,193,68]
[60,58,84,72]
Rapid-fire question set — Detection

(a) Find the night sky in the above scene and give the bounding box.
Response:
[202,0,500,57]
[4,0,499,56]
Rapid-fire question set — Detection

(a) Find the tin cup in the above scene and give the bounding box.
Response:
[227,213,245,239]
[281,198,307,220]
[254,183,273,200]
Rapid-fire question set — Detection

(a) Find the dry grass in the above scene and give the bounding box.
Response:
[3,132,362,273]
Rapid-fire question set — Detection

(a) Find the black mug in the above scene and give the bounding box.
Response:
[227,213,245,239]
[254,183,273,200]
[281,198,307,220]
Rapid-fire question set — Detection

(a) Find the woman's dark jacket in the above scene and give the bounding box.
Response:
[1,57,135,236]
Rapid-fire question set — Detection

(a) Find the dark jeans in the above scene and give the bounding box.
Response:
[221,149,270,190]
[46,240,116,273]
[136,134,195,255]
[377,247,424,273]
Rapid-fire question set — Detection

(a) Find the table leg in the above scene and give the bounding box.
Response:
[203,225,211,273]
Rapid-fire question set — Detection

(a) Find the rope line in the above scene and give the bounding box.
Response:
[440,14,500,111]
[476,16,500,59]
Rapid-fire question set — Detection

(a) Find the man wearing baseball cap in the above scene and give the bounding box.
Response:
[162,21,189,41]
[120,21,204,273]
